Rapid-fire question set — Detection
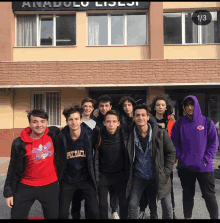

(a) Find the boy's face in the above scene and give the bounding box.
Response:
[155,100,167,115]
[103,114,120,135]
[123,100,133,115]
[133,109,150,127]
[184,103,194,116]
[99,101,112,115]
[82,102,94,117]
[66,112,82,132]
[29,116,48,136]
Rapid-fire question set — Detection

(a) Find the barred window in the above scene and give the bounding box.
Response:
[32,91,61,126]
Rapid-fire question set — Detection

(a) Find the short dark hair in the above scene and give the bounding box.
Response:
[81,97,96,107]
[104,110,120,121]
[27,109,49,123]
[63,105,83,121]
[150,93,173,117]
[133,104,150,116]
[97,95,112,106]
[182,97,194,108]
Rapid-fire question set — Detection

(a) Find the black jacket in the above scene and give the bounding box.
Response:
[126,118,176,200]
[55,123,98,192]
[93,124,130,187]
[3,126,65,198]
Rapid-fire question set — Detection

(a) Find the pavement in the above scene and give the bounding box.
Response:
[0,150,219,219]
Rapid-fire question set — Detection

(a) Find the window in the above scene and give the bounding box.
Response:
[88,12,147,46]
[16,14,76,46]
[164,11,220,44]
[32,91,61,126]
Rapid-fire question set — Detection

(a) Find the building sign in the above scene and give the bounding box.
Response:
[12,1,150,11]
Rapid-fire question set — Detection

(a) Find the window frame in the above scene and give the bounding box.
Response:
[32,91,61,127]
[164,11,219,45]
[16,13,76,47]
[87,12,148,46]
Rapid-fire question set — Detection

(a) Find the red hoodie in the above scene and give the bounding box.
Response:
[20,127,58,186]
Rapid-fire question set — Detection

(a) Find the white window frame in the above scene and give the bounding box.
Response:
[32,91,61,127]
[16,14,76,47]
[164,11,218,45]
[87,12,148,46]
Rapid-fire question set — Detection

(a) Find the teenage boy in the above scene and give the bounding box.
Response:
[92,95,112,127]
[149,94,176,219]
[118,96,136,126]
[172,95,219,219]
[57,106,99,219]
[71,98,96,219]
[127,104,176,219]
[81,98,96,130]
[3,109,64,219]
[92,95,120,219]
[93,110,129,219]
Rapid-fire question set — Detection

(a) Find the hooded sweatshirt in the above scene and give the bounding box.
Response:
[171,95,219,172]
[20,127,58,186]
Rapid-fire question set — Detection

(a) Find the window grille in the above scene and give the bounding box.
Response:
[32,91,61,126]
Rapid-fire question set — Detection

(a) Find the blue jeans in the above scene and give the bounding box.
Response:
[161,191,173,219]
[128,175,157,219]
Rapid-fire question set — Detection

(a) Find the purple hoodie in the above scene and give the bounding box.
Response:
[172,95,219,172]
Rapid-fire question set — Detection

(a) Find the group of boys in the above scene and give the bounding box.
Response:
[3,94,219,219]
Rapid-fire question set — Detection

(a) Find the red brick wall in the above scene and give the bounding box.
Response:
[0,59,220,86]
[0,128,23,157]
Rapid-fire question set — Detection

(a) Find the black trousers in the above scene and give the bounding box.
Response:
[71,189,87,219]
[71,186,119,218]
[59,180,99,219]
[178,168,219,219]
[109,185,119,214]
[11,181,59,219]
[98,181,128,219]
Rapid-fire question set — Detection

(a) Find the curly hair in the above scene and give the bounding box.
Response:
[62,105,84,121]
[118,96,136,116]
[150,93,173,117]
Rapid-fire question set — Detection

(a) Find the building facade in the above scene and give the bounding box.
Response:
[0,1,220,156]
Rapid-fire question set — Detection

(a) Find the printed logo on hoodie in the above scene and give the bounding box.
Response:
[32,142,53,161]
[197,125,204,130]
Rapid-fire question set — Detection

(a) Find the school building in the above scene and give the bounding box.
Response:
[0,1,220,156]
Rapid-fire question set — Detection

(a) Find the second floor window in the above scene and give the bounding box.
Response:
[16,14,76,47]
[88,12,148,46]
[164,11,220,44]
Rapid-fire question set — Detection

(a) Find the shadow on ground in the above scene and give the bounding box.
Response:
[214,169,220,179]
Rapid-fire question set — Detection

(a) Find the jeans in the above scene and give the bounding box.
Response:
[178,169,219,219]
[11,181,59,219]
[139,188,158,219]
[170,171,176,215]
[98,181,128,219]
[128,175,157,219]
[59,180,99,219]
[139,171,174,219]
[161,191,173,219]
